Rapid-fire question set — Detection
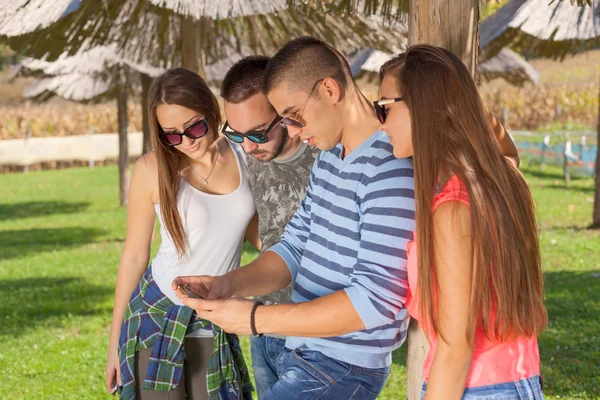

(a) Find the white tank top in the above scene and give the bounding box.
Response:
[151,141,255,321]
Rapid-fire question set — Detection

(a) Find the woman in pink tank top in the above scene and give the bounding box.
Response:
[375,45,547,399]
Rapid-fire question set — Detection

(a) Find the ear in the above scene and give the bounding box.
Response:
[321,77,342,104]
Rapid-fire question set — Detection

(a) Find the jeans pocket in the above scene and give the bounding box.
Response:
[291,349,338,385]
[349,384,380,400]
[276,349,289,379]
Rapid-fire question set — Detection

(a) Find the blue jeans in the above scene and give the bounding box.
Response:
[250,336,287,399]
[421,376,544,400]
[262,348,390,400]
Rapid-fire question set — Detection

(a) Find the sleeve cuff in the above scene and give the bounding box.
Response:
[344,286,388,330]
[267,243,299,282]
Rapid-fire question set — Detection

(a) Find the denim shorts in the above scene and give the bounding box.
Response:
[421,376,544,400]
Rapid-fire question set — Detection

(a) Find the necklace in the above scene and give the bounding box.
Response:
[190,145,219,185]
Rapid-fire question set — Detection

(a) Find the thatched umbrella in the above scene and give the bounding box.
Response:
[481,0,600,60]
[354,47,540,86]
[478,48,540,86]
[0,0,79,36]
[481,0,600,227]
[13,44,165,205]
[4,0,407,75]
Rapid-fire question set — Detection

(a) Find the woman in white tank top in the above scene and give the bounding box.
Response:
[104,68,258,400]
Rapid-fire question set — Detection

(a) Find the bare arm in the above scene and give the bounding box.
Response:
[424,201,474,400]
[485,107,520,167]
[229,250,291,297]
[244,211,261,251]
[107,155,157,368]
[256,290,365,337]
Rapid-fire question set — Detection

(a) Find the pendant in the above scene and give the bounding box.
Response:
[203,179,208,185]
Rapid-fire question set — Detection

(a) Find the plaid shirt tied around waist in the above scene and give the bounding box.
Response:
[118,266,253,400]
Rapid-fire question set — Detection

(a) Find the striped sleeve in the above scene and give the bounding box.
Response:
[344,159,415,329]
[267,158,318,282]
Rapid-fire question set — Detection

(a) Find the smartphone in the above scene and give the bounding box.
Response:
[180,284,205,299]
[110,385,119,396]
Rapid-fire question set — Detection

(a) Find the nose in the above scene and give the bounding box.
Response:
[241,137,258,153]
[286,125,303,138]
[181,135,195,147]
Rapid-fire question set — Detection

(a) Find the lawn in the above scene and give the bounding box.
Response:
[0,165,598,399]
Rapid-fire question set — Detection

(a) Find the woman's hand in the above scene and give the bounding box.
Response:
[105,345,122,395]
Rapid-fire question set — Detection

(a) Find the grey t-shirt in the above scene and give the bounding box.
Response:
[246,142,320,305]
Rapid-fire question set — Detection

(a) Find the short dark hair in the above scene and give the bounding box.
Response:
[263,36,352,95]
[220,55,270,103]
[379,53,406,81]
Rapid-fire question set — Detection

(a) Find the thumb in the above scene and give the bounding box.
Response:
[116,364,123,387]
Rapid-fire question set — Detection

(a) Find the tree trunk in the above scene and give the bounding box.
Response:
[409,0,479,72]
[141,73,153,154]
[117,69,130,207]
[593,84,600,228]
[181,16,206,78]
[406,1,479,399]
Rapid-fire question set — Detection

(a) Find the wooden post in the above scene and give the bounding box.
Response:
[564,143,571,187]
[592,84,600,227]
[407,1,479,398]
[117,68,130,207]
[88,126,95,168]
[181,16,206,78]
[409,0,479,73]
[141,73,153,154]
[23,124,32,174]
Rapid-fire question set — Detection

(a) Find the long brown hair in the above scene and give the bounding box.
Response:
[391,45,547,343]
[148,68,221,258]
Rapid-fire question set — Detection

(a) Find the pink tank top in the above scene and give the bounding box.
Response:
[405,176,540,387]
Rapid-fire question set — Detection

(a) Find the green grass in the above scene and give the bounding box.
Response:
[0,165,598,399]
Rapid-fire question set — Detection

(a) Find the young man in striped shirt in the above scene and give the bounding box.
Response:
[174,37,415,399]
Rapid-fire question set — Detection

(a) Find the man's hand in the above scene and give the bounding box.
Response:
[176,292,256,336]
[172,275,231,300]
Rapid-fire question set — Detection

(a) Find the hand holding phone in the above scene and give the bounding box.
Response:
[110,385,119,396]
[180,284,206,299]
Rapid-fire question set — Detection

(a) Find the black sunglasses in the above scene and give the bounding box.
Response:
[221,115,283,144]
[159,118,209,146]
[373,97,404,124]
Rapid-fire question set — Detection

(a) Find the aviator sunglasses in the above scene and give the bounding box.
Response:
[158,117,209,146]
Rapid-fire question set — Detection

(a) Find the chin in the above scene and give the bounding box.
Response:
[254,153,275,162]
[392,148,412,159]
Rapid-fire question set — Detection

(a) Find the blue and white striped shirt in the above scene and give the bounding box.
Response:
[269,130,416,369]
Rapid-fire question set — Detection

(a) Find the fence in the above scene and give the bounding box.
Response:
[0,130,143,171]
[511,131,597,184]
[0,130,596,181]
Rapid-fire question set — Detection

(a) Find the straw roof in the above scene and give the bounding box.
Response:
[355,47,540,86]
[19,44,164,78]
[478,47,540,85]
[480,0,600,60]
[5,0,407,69]
[23,73,114,103]
[0,0,78,36]
[14,43,165,103]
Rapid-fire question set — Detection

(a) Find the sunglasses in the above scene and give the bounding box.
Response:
[221,115,283,144]
[373,97,404,124]
[159,118,209,146]
[280,79,324,129]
